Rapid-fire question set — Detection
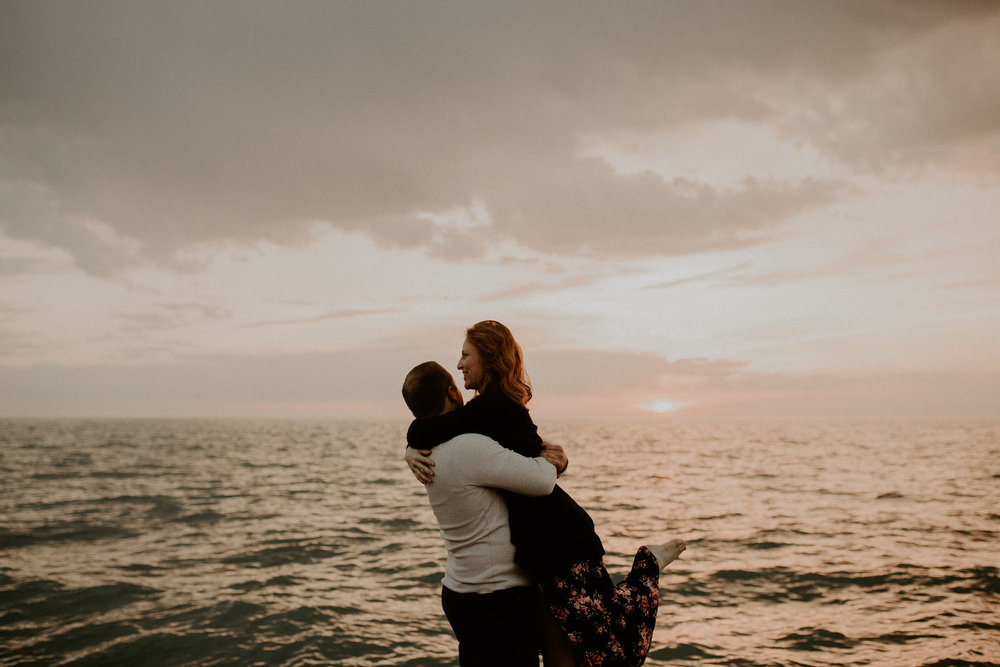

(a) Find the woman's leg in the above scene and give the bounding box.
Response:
[609,546,662,665]
[540,540,685,667]
[647,539,686,570]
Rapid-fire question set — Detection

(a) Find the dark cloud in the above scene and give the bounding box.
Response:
[490,161,843,257]
[2,0,997,273]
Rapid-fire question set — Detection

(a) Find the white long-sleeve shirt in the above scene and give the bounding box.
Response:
[424,432,557,593]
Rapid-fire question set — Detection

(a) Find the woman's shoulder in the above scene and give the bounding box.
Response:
[473,393,537,432]
[471,392,528,413]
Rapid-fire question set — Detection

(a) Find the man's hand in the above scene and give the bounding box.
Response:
[405,447,435,485]
[540,442,568,476]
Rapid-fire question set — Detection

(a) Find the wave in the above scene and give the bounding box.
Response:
[647,642,722,661]
[228,575,303,592]
[0,578,158,625]
[671,564,1000,605]
[778,626,855,650]
[0,523,139,549]
[220,542,345,568]
[177,510,225,525]
[4,619,140,665]
[45,603,405,666]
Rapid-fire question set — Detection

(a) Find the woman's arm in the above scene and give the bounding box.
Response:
[404,447,435,484]
[539,442,568,476]
[406,397,492,449]
[407,394,543,457]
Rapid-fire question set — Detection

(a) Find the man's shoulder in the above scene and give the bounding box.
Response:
[430,433,509,482]
[435,431,501,451]
[432,433,507,469]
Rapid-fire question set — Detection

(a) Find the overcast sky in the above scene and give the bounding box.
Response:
[2,0,999,420]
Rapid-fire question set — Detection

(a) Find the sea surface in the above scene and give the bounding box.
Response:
[0,418,997,666]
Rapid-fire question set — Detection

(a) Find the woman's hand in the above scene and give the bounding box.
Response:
[540,442,568,476]
[405,447,435,485]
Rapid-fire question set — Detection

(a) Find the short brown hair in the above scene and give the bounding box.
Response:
[402,361,455,418]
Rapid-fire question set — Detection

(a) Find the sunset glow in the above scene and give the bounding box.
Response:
[2,2,999,419]
[642,401,684,415]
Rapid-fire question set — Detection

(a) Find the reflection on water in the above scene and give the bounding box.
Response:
[1,418,997,665]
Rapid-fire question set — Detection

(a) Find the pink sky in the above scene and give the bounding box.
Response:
[2,1,999,420]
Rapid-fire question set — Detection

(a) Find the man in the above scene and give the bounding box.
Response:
[401,361,566,667]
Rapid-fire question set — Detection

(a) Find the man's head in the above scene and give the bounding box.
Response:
[402,361,464,418]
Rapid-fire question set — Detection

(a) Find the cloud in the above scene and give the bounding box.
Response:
[242,308,402,329]
[481,272,605,302]
[111,302,230,332]
[672,369,1000,420]
[645,262,754,290]
[773,14,1000,173]
[0,181,147,277]
[2,343,997,419]
[0,350,415,418]
[528,349,747,395]
[497,163,843,257]
[527,348,1000,419]
[2,1,998,274]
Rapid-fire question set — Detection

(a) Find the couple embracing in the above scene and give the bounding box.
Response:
[402,320,686,667]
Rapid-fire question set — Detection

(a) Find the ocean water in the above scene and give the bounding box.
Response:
[0,417,997,666]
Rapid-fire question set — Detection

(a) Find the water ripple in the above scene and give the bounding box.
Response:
[0,417,997,666]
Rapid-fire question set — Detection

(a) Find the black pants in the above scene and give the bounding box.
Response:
[441,585,540,667]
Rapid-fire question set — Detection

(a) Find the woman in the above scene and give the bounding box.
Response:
[406,320,685,667]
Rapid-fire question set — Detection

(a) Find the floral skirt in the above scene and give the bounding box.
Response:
[539,546,660,667]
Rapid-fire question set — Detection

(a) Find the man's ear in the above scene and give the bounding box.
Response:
[446,384,463,405]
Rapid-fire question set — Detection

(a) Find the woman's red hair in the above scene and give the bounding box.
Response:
[465,320,532,407]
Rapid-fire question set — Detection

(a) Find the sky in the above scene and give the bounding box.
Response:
[2,0,999,421]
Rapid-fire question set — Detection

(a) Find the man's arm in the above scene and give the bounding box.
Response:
[461,435,556,496]
[407,442,566,486]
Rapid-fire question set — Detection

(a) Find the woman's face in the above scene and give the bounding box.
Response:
[457,338,485,391]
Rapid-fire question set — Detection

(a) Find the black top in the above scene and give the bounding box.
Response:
[407,393,605,576]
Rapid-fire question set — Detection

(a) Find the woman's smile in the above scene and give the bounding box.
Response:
[457,338,484,391]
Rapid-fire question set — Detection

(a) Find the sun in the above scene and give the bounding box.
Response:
[642,400,682,414]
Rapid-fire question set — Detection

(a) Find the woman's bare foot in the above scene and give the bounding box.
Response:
[649,539,686,570]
